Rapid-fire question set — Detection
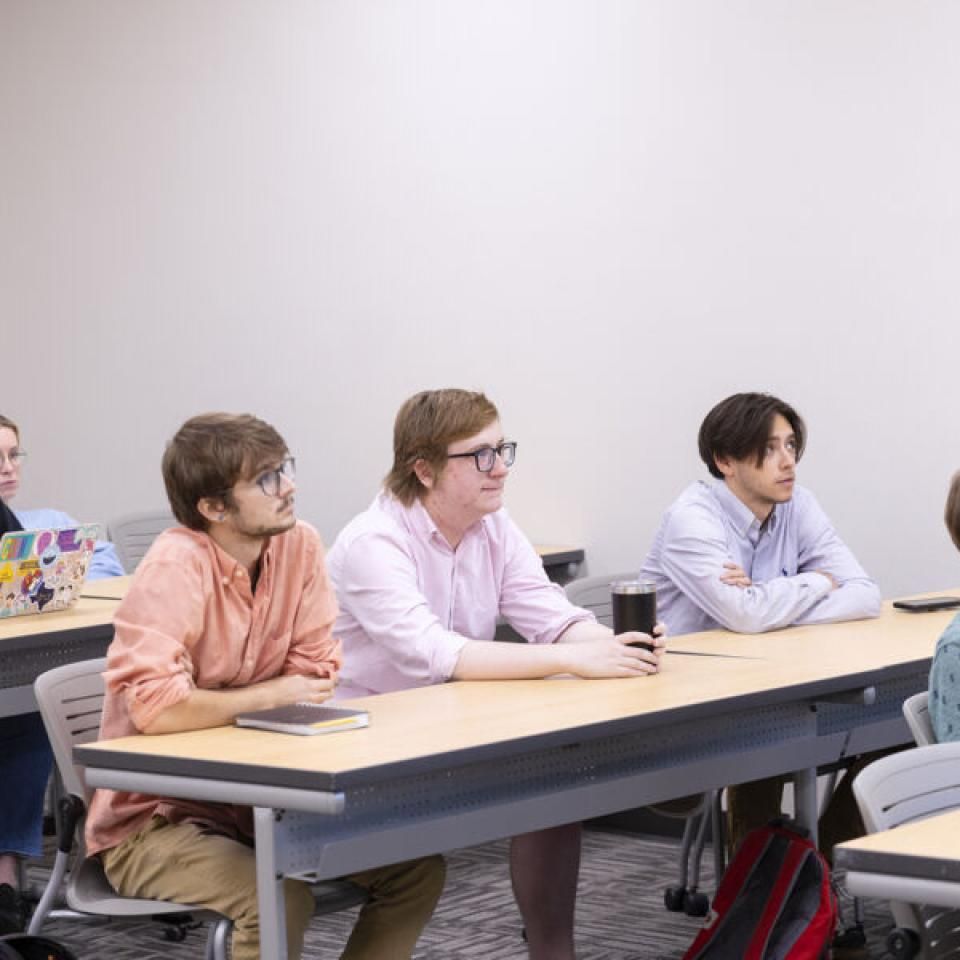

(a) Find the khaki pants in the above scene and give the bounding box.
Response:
[102,816,445,960]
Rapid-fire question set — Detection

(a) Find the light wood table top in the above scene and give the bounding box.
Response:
[0,594,119,643]
[1,588,122,715]
[837,808,960,864]
[836,807,960,907]
[80,575,131,601]
[78,591,954,789]
[0,575,127,645]
[79,652,759,781]
[75,587,957,960]
[670,593,956,677]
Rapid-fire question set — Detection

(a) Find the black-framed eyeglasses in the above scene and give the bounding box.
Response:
[255,456,296,497]
[446,442,517,473]
[0,449,27,469]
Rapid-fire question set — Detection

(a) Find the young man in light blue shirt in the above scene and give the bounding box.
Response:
[641,393,880,636]
[640,392,882,867]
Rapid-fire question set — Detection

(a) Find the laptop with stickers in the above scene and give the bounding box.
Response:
[0,525,101,618]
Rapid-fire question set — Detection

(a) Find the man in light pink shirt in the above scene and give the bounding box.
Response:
[85,413,444,960]
[327,389,665,960]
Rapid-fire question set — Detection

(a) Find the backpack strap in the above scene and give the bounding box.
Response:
[746,832,810,959]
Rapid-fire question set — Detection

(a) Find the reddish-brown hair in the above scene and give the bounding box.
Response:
[386,389,499,505]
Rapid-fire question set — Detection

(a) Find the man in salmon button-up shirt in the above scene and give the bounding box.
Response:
[85,412,444,960]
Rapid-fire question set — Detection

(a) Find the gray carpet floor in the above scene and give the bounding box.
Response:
[25,827,895,959]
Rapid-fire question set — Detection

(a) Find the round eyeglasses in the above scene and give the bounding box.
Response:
[0,449,27,469]
[446,442,517,473]
[255,456,296,497]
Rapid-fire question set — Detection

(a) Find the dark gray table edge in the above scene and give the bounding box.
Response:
[0,620,115,659]
[835,846,960,884]
[539,548,585,568]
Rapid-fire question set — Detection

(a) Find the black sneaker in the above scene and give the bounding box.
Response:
[0,883,25,934]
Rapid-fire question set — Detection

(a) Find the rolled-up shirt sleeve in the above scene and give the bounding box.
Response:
[660,504,833,634]
[106,559,205,732]
[499,524,595,643]
[338,530,468,685]
[283,536,342,678]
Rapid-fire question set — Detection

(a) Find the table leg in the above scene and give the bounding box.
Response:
[793,768,819,846]
[254,806,288,960]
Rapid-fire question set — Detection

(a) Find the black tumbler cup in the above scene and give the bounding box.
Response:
[611,580,657,650]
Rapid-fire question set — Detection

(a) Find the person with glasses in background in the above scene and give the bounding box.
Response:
[83,412,444,960]
[327,388,666,960]
[0,413,123,933]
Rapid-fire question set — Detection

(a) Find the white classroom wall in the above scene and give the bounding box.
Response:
[1,1,959,597]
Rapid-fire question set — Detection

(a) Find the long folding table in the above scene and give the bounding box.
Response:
[0,580,126,717]
[76,598,951,959]
[836,807,960,909]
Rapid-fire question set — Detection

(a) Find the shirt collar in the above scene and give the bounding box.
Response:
[711,480,769,540]
[407,495,442,543]
[202,528,277,583]
[406,494,485,551]
[762,507,780,534]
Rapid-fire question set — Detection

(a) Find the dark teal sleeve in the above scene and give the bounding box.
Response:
[929,613,960,743]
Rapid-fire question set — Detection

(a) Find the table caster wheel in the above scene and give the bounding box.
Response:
[683,890,710,917]
[886,927,920,959]
[663,886,686,912]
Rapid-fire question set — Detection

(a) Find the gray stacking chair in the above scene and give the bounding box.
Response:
[903,692,936,747]
[28,658,232,957]
[107,510,176,573]
[565,573,721,916]
[29,659,367,954]
[851,743,960,959]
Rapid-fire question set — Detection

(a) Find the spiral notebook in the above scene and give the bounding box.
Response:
[235,703,369,736]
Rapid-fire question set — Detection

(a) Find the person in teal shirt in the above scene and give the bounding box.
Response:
[929,471,960,742]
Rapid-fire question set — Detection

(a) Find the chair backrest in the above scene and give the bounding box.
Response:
[107,510,175,573]
[564,572,639,628]
[853,742,960,834]
[30,660,237,950]
[32,662,367,932]
[34,658,107,802]
[852,742,960,959]
[903,691,936,747]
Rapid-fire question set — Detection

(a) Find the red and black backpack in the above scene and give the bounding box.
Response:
[682,819,837,960]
